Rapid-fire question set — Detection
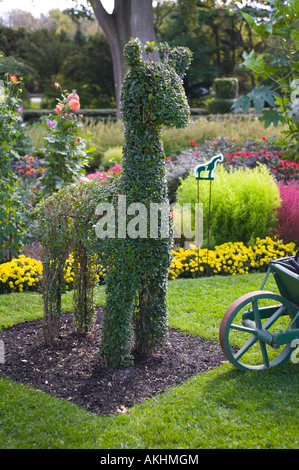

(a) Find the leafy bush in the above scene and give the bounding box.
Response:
[176,165,280,247]
[0,73,29,262]
[233,1,299,153]
[214,78,239,100]
[100,145,123,170]
[169,237,297,280]
[276,181,299,244]
[35,86,88,199]
[206,78,239,114]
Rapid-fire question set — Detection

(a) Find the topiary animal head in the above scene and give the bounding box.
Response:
[121,38,192,128]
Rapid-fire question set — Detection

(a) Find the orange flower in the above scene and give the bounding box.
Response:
[26,171,31,175]
[69,98,80,112]
[9,74,18,84]
[18,169,24,174]
[30,168,35,174]
[56,103,65,114]
[261,136,267,141]
[232,137,238,141]
[26,165,31,170]
[40,168,45,173]
[29,156,34,162]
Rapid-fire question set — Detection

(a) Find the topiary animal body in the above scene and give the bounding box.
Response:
[97,39,192,367]
[39,39,192,368]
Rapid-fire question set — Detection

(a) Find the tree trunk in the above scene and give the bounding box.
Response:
[91,0,158,118]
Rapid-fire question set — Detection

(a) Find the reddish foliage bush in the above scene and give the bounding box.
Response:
[277,181,299,243]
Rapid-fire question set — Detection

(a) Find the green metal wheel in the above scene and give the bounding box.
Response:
[219,290,298,371]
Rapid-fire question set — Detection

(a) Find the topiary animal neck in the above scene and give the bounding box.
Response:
[121,121,167,203]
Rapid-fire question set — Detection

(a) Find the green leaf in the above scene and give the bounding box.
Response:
[289,0,299,14]
[260,109,285,128]
[248,86,280,114]
[231,95,251,113]
[242,50,267,79]
[241,12,272,38]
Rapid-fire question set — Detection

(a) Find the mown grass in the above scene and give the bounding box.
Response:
[0,273,298,449]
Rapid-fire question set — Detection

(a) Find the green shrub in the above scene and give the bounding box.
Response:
[207,98,236,114]
[207,78,239,114]
[214,78,239,100]
[100,145,123,169]
[176,165,280,247]
[35,87,88,200]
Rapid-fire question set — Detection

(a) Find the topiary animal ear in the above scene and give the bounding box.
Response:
[169,47,193,76]
[124,38,143,67]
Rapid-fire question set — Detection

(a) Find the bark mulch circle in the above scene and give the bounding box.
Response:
[0,307,226,416]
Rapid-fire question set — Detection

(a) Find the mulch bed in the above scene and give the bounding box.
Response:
[0,307,226,416]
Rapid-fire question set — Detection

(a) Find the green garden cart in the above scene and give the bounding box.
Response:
[219,251,299,371]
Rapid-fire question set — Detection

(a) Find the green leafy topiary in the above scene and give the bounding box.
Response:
[214,78,238,100]
[37,39,192,368]
[207,77,238,114]
[97,38,192,367]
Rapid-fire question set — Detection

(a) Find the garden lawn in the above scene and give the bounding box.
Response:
[0,273,298,449]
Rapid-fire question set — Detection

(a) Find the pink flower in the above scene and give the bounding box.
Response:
[55,82,60,89]
[211,141,217,145]
[189,140,194,146]
[166,157,172,161]
[67,92,80,102]
[56,103,64,114]
[261,136,267,141]
[76,137,81,143]
[231,137,238,141]
[69,98,80,112]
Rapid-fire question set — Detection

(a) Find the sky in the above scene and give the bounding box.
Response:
[0,0,114,17]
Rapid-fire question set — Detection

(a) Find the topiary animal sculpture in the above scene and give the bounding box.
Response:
[38,38,192,368]
[95,39,192,366]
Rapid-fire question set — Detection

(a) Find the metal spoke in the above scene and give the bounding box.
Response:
[230,323,256,334]
[263,305,286,330]
[234,335,258,361]
[259,340,270,368]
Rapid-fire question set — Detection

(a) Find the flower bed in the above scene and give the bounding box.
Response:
[0,255,43,294]
[1,238,296,293]
[168,237,297,280]
[165,137,299,202]
[0,253,106,294]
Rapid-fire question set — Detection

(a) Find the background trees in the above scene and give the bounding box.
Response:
[0,1,272,109]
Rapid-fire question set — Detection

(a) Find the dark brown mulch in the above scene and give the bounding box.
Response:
[0,307,226,416]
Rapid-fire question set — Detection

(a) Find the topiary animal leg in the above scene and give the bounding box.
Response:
[134,271,169,354]
[99,267,137,368]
